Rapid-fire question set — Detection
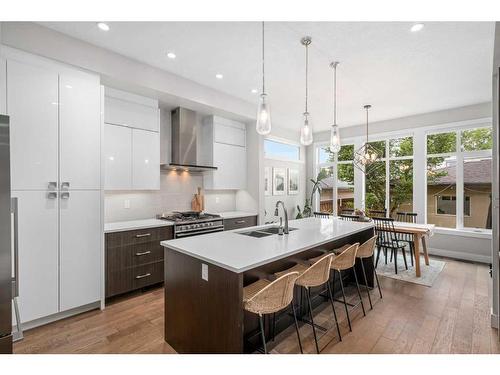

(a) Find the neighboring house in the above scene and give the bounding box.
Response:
[319,176,354,213]
[427,158,492,229]
[319,159,492,229]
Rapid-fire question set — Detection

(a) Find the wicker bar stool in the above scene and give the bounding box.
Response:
[355,235,383,310]
[243,272,301,354]
[329,243,365,332]
[275,253,340,353]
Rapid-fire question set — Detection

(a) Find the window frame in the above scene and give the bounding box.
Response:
[264,137,302,163]
[425,126,492,230]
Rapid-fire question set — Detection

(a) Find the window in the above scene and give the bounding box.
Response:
[316,145,354,214]
[435,195,471,216]
[364,136,414,217]
[426,131,458,228]
[426,127,492,230]
[463,156,492,229]
[264,139,300,161]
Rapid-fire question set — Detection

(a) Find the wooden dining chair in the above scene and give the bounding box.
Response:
[314,212,333,219]
[373,217,408,274]
[339,214,361,222]
[368,209,387,218]
[394,212,417,266]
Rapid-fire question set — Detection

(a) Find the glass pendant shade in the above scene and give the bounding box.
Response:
[256,93,271,135]
[300,112,313,146]
[330,124,341,152]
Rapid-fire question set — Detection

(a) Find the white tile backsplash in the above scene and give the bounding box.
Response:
[105,170,237,222]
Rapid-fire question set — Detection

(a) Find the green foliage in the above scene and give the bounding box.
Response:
[390,136,413,157]
[427,132,456,154]
[461,128,492,151]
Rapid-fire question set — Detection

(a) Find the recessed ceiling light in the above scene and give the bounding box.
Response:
[167,52,176,59]
[251,89,258,94]
[97,22,110,31]
[410,23,424,32]
[215,73,223,79]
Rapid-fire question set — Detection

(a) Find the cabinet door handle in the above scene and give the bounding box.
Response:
[135,251,151,256]
[235,220,246,224]
[48,181,57,190]
[135,273,151,279]
[61,181,70,190]
[47,192,58,199]
[60,192,70,200]
[135,233,151,238]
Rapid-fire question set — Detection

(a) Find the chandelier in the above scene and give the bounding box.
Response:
[353,105,382,174]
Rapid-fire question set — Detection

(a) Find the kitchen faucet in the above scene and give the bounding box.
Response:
[274,201,289,234]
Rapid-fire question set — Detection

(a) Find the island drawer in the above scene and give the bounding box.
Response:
[223,215,257,231]
[106,242,164,271]
[106,261,164,298]
[106,226,173,247]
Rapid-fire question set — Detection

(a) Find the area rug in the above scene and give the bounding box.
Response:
[375,255,446,287]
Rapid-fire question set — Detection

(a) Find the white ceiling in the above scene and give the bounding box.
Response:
[40,21,495,132]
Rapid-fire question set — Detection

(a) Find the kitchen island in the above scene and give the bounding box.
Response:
[161,217,374,353]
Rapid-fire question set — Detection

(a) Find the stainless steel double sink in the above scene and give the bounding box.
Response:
[237,226,298,238]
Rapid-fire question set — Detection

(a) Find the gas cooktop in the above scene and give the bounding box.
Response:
[157,211,221,224]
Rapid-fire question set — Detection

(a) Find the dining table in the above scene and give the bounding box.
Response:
[391,221,435,277]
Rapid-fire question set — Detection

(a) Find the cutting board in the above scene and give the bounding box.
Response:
[191,187,204,212]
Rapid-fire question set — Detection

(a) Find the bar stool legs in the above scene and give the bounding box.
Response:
[373,258,383,299]
[258,314,267,354]
[326,281,342,341]
[305,287,320,354]
[337,270,352,332]
[352,269,366,317]
[290,302,304,354]
[360,259,373,310]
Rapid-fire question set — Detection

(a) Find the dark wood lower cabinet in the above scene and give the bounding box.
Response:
[105,226,173,298]
[223,215,258,231]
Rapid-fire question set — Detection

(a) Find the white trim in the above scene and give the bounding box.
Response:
[434,227,492,239]
[16,301,101,331]
[428,247,491,264]
[491,313,498,329]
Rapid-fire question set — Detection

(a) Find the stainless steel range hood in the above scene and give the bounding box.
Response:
[161,107,217,172]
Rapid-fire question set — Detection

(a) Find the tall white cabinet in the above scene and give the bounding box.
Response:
[4,49,102,324]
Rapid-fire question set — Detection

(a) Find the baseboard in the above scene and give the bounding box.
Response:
[13,301,101,332]
[427,247,491,264]
[492,313,499,329]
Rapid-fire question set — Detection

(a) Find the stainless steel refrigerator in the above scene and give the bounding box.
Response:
[0,114,13,354]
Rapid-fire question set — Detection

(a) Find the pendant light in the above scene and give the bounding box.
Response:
[353,104,381,174]
[329,61,341,153]
[256,22,272,135]
[299,36,313,146]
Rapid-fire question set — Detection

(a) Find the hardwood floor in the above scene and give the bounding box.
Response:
[14,257,500,354]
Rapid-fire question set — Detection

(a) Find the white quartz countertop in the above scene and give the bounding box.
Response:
[105,219,174,233]
[161,217,374,273]
[215,211,258,219]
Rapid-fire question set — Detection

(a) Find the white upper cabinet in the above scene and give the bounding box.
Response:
[103,87,160,190]
[59,73,101,190]
[59,190,101,311]
[7,59,59,190]
[104,88,159,132]
[132,129,160,190]
[103,124,132,190]
[202,116,247,190]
